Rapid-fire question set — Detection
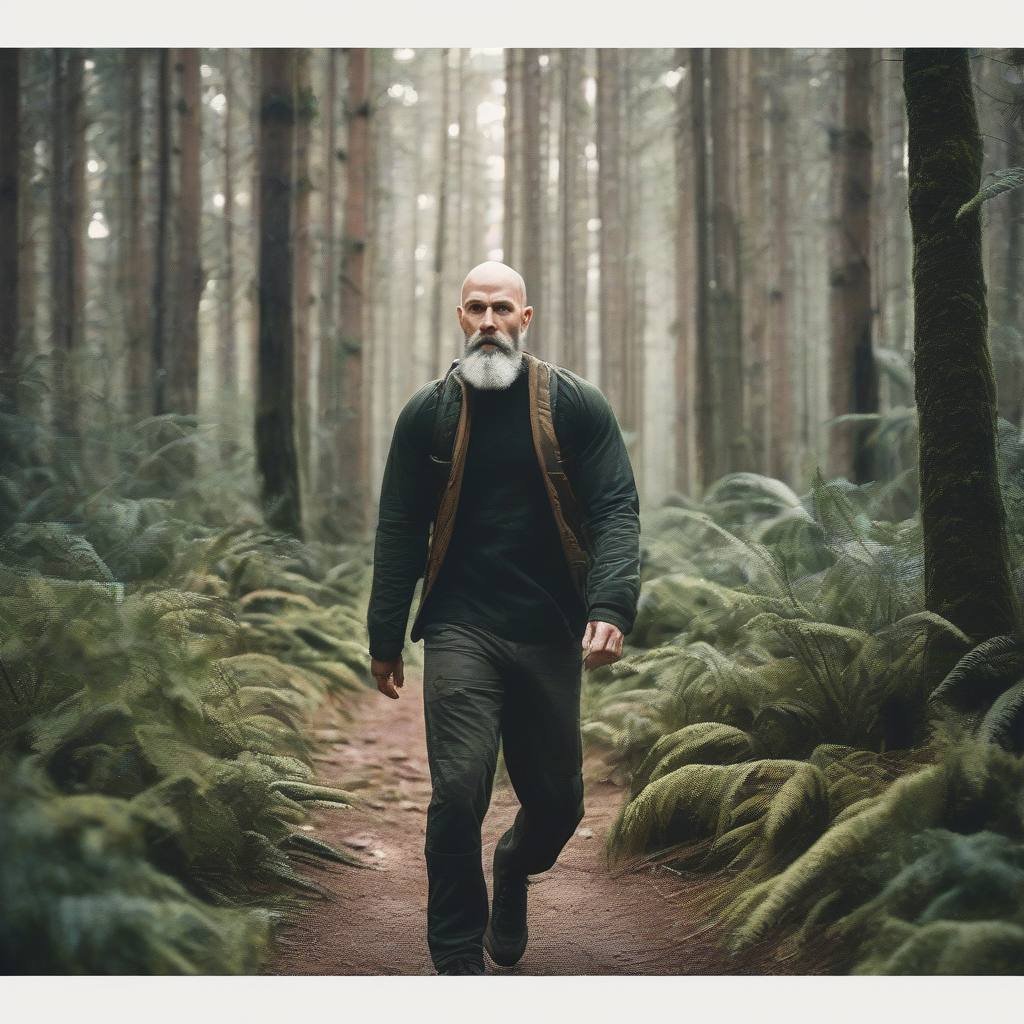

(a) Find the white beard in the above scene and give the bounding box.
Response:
[456,330,525,390]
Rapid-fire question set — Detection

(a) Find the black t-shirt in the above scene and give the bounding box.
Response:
[419,364,587,642]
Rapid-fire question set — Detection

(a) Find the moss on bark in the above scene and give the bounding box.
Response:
[904,49,1023,662]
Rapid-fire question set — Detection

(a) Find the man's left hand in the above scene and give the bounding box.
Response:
[582,621,624,670]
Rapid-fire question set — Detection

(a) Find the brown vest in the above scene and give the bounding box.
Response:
[409,353,590,641]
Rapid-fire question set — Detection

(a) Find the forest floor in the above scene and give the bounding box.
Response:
[269,670,846,976]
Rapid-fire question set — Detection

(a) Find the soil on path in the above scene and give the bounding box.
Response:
[270,672,838,976]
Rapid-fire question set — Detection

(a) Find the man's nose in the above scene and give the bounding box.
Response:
[480,306,496,330]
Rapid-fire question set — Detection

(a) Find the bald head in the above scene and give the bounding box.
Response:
[460,261,527,308]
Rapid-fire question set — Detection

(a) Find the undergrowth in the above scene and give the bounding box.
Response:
[583,422,1024,974]
[0,370,375,974]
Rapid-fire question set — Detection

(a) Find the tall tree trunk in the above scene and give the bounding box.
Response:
[829,48,878,482]
[904,48,1023,661]
[503,48,521,269]
[51,48,85,440]
[294,48,314,491]
[170,48,201,416]
[219,47,238,455]
[18,52,37,397]
[125,48,151,416]
[597,48,628,427]
[766,49,794,485]
[256,48,302,537]
[674,48,696,495]
[709,48,744,479]
[0,50,18,377]
[560,49,587,377]
[316,48,338,500]
[691,48,713,493]
[430,49,450,380]
[152,49,172,416]
[338,48,370,530]
[521,48,544,351]
[742,50,771,477]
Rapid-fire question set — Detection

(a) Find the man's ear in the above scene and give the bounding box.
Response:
[521,306,534,331]
[456,305,466,332]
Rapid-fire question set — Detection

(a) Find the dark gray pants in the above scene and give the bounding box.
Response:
[421,622,585,971]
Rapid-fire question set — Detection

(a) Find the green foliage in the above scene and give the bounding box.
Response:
[586,458,1024,972]
[955,166,1024,221]
[0,386,373,973]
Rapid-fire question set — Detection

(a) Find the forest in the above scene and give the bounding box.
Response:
[2,45,1024,978]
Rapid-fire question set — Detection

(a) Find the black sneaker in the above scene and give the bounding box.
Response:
[483,855,529,967]
[437,958,485,975]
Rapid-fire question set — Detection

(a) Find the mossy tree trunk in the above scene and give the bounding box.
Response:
[830,48,878,483]
[904,48,1023,658]
[256,48,303,538]
[0,50,19,379]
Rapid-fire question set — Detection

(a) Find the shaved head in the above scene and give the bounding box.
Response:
[460,261,527,308]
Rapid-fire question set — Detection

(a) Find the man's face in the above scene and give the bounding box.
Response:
[455,276,534,390]
[457,281,533,349]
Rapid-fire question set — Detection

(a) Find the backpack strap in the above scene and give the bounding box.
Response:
[429,360,463,511]
[526,354,591,602]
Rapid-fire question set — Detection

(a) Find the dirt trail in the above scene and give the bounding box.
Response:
[269,672,832,976]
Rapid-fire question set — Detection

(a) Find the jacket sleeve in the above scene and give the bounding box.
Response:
[366,386,437,661]
[559,374,641,636]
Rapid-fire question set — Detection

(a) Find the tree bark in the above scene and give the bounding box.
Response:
[560,49,587,377]
[125,48,151,416]
[316,48,338,500]
[219,47,238,455]
[151,49,172,416]
[50,48,86,439]
[597,48,628,428]
[0,50,19,377]
[904,48,1023,656]
[674,49,696,495]
[503,48,521,269]
[256,48,302,537]
[430,49,450,380]
[691,48,713,493]
[521,48,544,352]
[294,48,314,489]
[766,49,794,486]
[337,48,370,530]
[829,48,878,482]
[170,48,202,416]
[709,48,745,480]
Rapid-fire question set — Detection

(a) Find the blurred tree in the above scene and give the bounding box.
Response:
[152,48,172,415]
[560,48,587,378]
[50,48,86,440]
[503,48,521,270]
[904,47,1023,662]
[0,49,18,378]
[337,48,370,531]
[316,48,338,500]
[256,47,302,537]
[521,47,544,354]
[829,48,878,483]
[218,47,239,457]
[709,48,744,479]
[430,48,450,380]
[124,49,151,416]
[597,48,628,428]
[765,48,793,485]
[294,48,314,490]
[690,48,713,492]
[169,48,202,417]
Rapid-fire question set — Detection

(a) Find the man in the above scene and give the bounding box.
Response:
[367,261,640,975]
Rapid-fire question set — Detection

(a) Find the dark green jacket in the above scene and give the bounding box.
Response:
[367,354,640,662]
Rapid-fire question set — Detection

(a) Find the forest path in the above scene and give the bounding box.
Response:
[269,671,824,975]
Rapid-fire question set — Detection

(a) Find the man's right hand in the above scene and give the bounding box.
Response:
[371,656,405,699]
